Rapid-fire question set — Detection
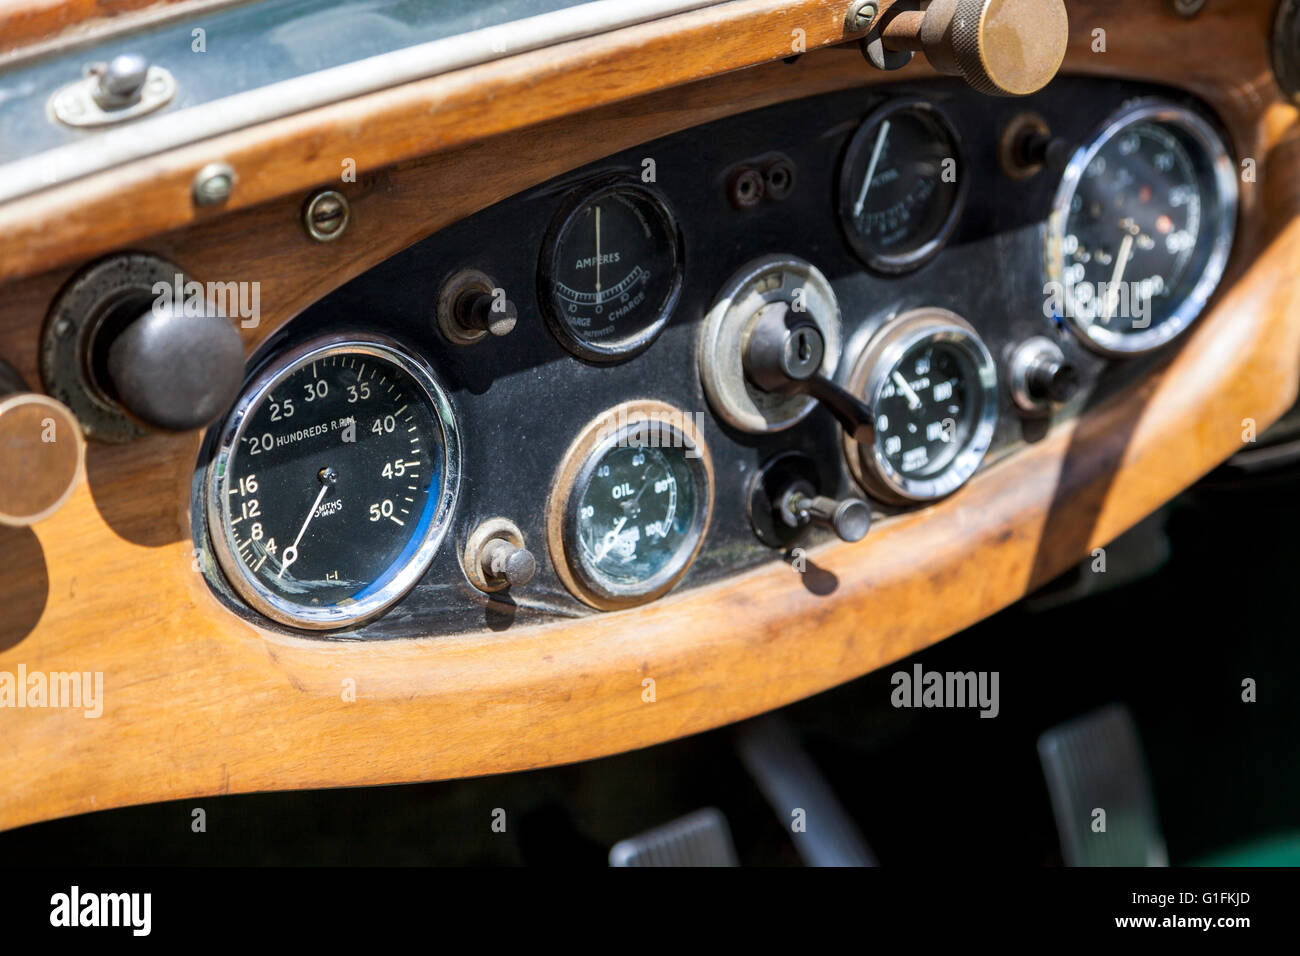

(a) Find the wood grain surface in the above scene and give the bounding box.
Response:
[1,0,1298,831]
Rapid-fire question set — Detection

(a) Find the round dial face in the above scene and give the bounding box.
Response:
[874,340,976,480]
[845,311,999,504]
[542,182,683,361]
[839,102,966,273]
[1049,103,1237,355]
[576,442,698,590]
[553,407,712,610]
[206,337,459,629]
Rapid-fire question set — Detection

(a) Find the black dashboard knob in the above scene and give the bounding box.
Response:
[103,306,245,432]
[1027,356,1079,404]
[743,302,875,443]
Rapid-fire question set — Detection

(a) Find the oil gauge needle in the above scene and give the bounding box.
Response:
[278,478,332,578]
[892,371,923,411]
[854,119,892,219]
[594,516,627,563]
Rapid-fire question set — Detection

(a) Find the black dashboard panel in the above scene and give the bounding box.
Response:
[192,76,1235,639]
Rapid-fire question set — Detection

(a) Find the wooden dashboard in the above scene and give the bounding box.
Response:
[2,0,1299,832]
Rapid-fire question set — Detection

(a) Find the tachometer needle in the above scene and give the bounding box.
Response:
[278,479,332,578]
[892,371,923,411]
[854,119,892,219]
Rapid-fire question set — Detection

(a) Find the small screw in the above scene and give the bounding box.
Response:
[192,162,235,206]
[304,189,350,242]
[1170,0,1206,17]
[846,0,879,33]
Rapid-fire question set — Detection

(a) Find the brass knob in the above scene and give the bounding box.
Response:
[883,0,1069,97]
[0,368,85,527]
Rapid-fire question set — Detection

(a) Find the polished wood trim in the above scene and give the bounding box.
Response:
[1,0,1299,831]
[0,0,869,284]
[0,0,233,61]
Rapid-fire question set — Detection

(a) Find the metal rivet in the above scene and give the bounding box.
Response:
[846,0,879,33]
[192,163,235,206]
[1170,0,1206,17]
[303,189,350,242]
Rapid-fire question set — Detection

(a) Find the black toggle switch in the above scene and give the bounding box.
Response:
[455,288,518,338]
[743,302,875,444]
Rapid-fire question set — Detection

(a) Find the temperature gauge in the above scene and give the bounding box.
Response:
[549,400,712,609]
[540,179,684,362]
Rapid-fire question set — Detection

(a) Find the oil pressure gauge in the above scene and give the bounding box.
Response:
[844,309,998,504]
[540,178,684,362]
[549,400,712,610]
[204,334,460,630]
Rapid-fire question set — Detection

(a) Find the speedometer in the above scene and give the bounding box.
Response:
[1046,100,1237,356]
[204,335,460,630]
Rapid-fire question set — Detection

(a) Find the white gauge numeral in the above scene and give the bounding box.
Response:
[246,433,274,456]
[347,383,371,404]
[269,398,295,421]
[236,474,258,496]
[303,380,329,401]
[381,459,417,479]
[371,415,396,435]
[368,499,398,523]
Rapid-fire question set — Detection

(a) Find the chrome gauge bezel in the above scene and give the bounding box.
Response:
[548,400,713,611]
[538,176,685,363]
[1045,99,1238,357]
[844,309,999,504]
[204,333,461,630]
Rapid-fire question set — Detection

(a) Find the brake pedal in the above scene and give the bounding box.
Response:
[608,807,739,867]
[1037,703,1168,866]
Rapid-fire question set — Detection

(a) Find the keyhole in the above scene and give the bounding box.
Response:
[797,330,812,364]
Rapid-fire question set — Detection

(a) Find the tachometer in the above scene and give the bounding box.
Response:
[539,179,684,362]
[1045,100,1237,355]
[837,99,967,274]
[204,335,460,630]
[548,400,712,610]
